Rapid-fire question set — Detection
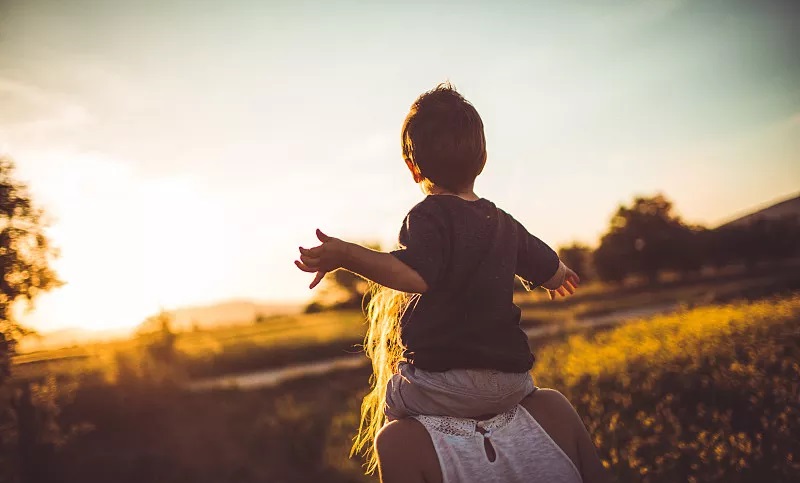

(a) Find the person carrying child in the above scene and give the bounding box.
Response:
[294,83,582,474]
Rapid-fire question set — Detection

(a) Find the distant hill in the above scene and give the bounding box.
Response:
[718,193,800,229]
[19,300,303,352]
[169,300,302,331]
[18,326,133,352]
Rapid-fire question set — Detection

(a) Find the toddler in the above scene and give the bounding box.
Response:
[295,83,579,420]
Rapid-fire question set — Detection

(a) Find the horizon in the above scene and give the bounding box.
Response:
[18,170,800,340]
[29,189,800,338]
[2,0,799,332]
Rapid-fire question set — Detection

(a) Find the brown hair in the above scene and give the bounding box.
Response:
[401,82,487,192]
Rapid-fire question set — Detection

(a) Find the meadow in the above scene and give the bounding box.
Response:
[533,295,800,482]
[14,263,798,383]
[5,267,800,482]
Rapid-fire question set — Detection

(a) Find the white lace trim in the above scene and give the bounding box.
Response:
[415,406,518,438]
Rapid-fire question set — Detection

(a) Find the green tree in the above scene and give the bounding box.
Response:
[0,157,61,387]
[594,194,699,283]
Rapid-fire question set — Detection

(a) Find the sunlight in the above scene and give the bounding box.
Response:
[18,151,233,332]
[4,0,798,335]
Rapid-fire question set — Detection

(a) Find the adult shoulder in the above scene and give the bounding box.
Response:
[375,418,442,483]
[521,388,582,424]
[521,389,610,483]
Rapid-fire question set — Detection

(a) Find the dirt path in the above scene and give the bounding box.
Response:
[187,302,678,392]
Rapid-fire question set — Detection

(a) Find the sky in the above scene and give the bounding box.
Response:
[1,0,798,332]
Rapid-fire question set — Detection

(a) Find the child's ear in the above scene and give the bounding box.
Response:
[404,159,424,183]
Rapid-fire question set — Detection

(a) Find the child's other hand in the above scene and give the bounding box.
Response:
[548,267,580,301]
[295,229,349,289]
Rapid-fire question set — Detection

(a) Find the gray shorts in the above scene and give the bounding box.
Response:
[384,361,535,421]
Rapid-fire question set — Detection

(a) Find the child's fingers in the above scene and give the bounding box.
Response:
[548,289,555,301]
[309,271,326,289]
[564,267,580,283]
[316,229,331,243]
[563,282,575,295]
[294,260,316,273]
[300,245,324,257]
[556,286,567,297]
[299,253,320,268]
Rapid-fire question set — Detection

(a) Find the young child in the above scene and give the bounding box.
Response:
[294,83,579,421]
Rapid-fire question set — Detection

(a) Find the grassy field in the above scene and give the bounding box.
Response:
[534,295,800,482]
[12,310,366,382]
[14,265,800,384]
[7,291,798,483]
[7,267,800,483]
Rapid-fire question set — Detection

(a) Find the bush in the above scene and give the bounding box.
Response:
[533,295,800,482]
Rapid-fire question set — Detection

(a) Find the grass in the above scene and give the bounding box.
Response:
[14,266,800,383]
[533,294,800,482]
[516,264,800,326]
[50,367,374,483]
[6,290,800,482]
[175,310,364,377]
[13,310,365,381]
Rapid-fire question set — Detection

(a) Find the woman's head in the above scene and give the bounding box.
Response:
[402,83,487,194]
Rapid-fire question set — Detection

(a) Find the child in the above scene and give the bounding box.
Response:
[294,83,579,421]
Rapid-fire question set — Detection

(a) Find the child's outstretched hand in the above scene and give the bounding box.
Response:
[295,229,349,289]
[547,266,580,300]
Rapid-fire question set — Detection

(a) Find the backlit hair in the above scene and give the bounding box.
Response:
[401,82,487,192]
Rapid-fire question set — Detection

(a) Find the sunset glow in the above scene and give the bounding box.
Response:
[1,0,798,332]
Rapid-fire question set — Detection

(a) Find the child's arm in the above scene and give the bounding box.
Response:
[541,261,581,300]
[514,218,580,300]
[295,229,428,293]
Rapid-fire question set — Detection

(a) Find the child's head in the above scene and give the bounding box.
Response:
[401,83,487,193]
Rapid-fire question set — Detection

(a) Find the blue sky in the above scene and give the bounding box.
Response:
[1,0,798,331]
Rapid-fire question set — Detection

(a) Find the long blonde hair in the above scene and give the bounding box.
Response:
[351,283,412,474]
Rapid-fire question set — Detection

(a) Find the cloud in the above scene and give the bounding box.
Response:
[0,76,91,140]
[0,60,151,147]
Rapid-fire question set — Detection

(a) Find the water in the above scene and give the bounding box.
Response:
[187,302,677,392]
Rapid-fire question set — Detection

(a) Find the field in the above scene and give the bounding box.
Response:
[12,310,366,382]
[534,295,800,482]
[14,264,799,383]
[5,268,800,482]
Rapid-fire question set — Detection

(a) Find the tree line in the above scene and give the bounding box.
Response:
[559,194,800,285]
[309,193,800,310]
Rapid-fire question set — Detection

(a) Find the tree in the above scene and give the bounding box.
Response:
[136,310,177,364]
[706,216,800,270]
[558,243,594,282]
[0,157,61,387]
[0,158,61,483]
[594,194,699,283]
